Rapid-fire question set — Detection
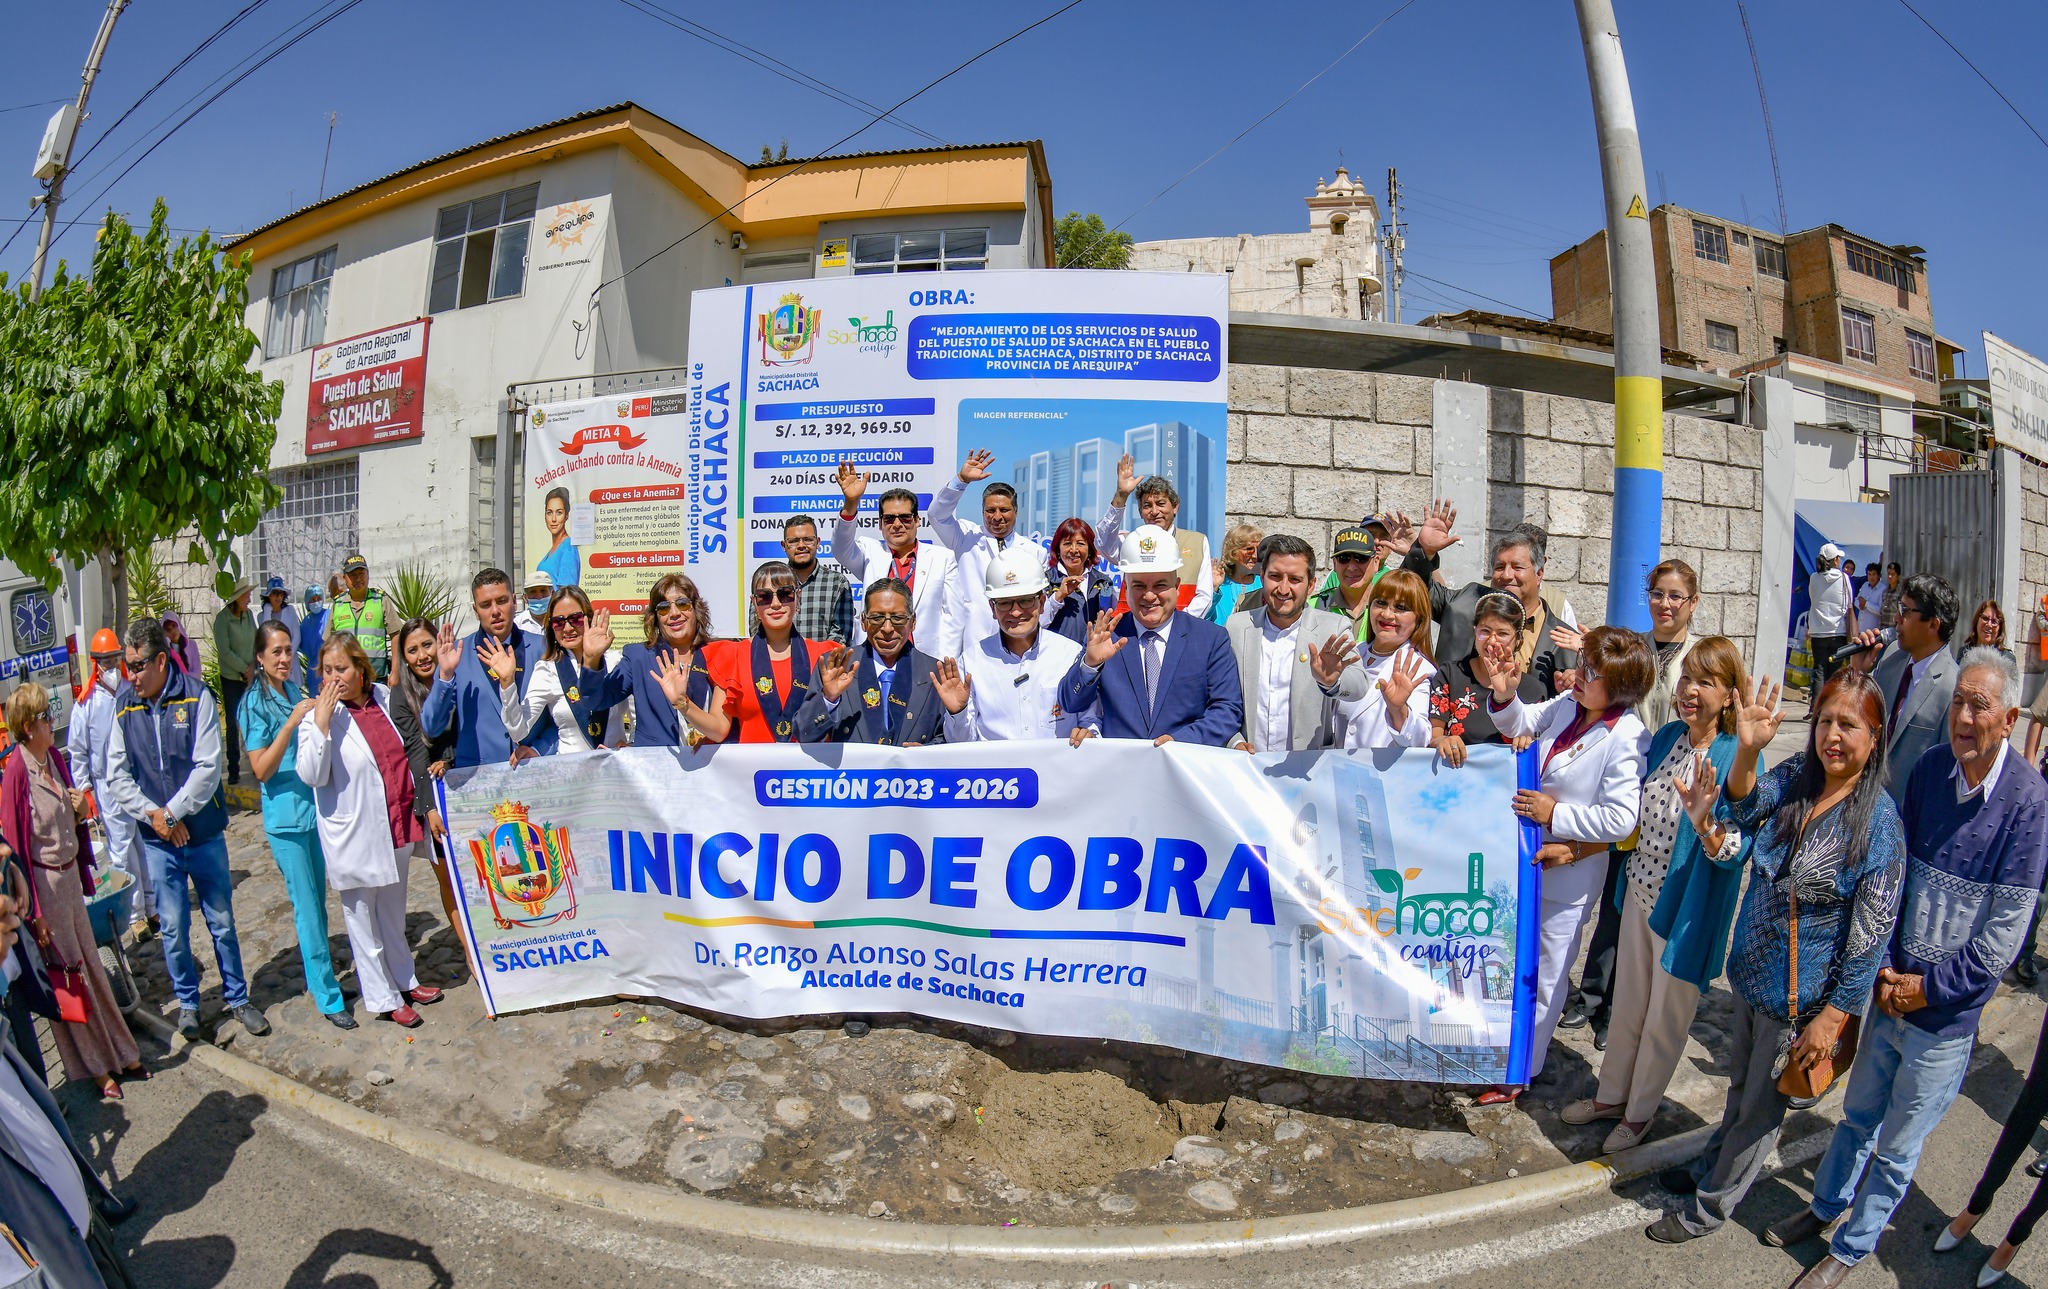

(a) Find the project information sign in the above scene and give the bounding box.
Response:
[685,271,1229,623]
[306,318,429,455]
[521,390,738,616]
[438,742,1541,1085]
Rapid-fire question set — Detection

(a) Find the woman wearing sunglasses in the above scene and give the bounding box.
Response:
[493,585,623,753]
[576,573,733,748]
[709,561,841,743]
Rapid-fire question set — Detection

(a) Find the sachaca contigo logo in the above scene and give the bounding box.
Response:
[469,802,579,930]
[757,292,821,366]
[826,309,900,356]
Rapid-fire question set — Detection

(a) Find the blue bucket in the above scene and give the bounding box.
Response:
[82,868,136,944]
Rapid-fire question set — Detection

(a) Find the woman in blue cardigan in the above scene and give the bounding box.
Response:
[1563,637,1755,1153]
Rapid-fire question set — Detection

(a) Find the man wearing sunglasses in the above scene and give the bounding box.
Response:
[1851,573,1960,807]
[422,568,558,769]
[833,461,956,651]
[794,579,948,746]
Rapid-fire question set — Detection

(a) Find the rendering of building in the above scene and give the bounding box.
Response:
[225,102,1052,596]
[1129,167,1383,320]
[1008,423,1216,540]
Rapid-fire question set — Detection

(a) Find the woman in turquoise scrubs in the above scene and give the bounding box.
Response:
[240,621,354,1028]
[536,486,580,589]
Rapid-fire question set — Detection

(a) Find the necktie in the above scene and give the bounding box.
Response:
[877,665,897,734]
[1143,630,1163,715]
[1890,661,1912,732]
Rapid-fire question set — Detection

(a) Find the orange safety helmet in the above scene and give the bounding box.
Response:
[83,627,126,696]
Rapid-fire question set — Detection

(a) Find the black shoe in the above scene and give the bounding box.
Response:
[1646,1213,1703,1244]
[1789,1093,1824,1110]
[325,1011,358,1030]
[1659,1166,1700,1195]
[844,1019,870,1037]
[2016,958,2040,987]
[1558,1006,1591,1031]
[1767,1208,1833,1248]
[340,979,360,1001]
[2028,1155,2047,1179]
[176,1009,202,1040]
[230,1003,270,1037]
[93,1191,138,1224]
[1593,1028,1609,1052]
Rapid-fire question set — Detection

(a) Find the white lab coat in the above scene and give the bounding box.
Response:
[927,477,1049,662]
[830,520,957,654]
[295,685,409,890]
[1336,644,1437,750]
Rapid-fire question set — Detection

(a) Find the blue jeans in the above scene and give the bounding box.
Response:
[1810,1007,1975,1264]
[267,828,345,1014]
[142,832,249,1010]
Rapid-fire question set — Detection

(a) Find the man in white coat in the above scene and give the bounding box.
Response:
[833,461,956,654]
[940,546,1091,742]
[926,449,1048,661]
[66,632,157,938]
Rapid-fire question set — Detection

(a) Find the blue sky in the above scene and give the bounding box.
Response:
[6,0,2044,369]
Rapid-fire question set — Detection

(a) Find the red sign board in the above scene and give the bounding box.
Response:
[305,318,430,455]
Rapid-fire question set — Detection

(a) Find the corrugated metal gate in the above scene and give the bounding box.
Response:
[1883,469,1996,618]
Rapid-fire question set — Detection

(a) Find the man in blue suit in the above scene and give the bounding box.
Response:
[794,580,949,746]
[1059,525,1243,747]
[423,568,558,768]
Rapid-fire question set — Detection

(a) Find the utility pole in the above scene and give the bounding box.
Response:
[318,111,339,201]
[1383,167,1405,325]
[27,0,129,298]
[1574,0,1661,633]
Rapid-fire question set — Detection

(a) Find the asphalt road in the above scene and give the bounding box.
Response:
[52,979,2047,1289]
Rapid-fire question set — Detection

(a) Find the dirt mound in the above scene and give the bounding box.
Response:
[962,1069,1179,1191]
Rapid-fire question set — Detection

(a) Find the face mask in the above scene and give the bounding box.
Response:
[527,597,549,617]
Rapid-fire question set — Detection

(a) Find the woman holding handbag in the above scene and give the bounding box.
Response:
[0,683,144,1100]
[1647,669,1905,1245]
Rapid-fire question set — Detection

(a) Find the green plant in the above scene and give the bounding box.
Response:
[387,560,457,624]
[123,543,176,622]
[0,201,283,625]
[1281,1039,1353,1077]
[1054,210,1133,269]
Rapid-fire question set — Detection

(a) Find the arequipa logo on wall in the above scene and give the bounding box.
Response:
[436,741,1542,1085]
[686,270,1230,620]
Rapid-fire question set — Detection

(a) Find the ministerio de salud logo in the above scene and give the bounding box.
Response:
[468,802,580,930]
[757,291,821,367]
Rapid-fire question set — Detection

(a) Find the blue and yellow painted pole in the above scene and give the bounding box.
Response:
[1576,0,1662,633]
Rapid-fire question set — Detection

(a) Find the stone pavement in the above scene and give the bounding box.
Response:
[96,797,1789,1232]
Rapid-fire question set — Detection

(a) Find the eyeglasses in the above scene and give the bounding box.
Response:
[863,612,911,627]
[549,611,588,630]
[1647,590,1694,605]
[878,512,918,527]
[652,598,695,616]
[1334,553,1370,565]
[1579,668,1603,685]
[1900,604,1928,620]
[754,587,798,606]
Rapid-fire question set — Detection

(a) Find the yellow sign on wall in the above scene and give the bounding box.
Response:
[819,237,849,269]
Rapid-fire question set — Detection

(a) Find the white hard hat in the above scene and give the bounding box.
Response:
[1116,524,1182,576]
[984,545,1048,598]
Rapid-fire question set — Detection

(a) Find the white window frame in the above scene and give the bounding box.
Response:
[1841,306,1877,363]
[1905,329,1936,382]
[265,246,335,359]
[1692,221,1729,265]
[429,184,539,313]
[851,228,989,275]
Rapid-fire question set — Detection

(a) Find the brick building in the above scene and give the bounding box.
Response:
[1550,205,1941,402]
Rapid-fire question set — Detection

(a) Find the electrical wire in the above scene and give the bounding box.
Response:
[67,0,280,171]
[1400,268,1542,317]
[1895,0,2048,152]
[0,99,73,116]
[611,0,950,149]
[590,0,1089,299]
[1396,182,1581,240]
[57,0,368,252]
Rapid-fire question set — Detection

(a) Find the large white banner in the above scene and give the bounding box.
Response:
[685,271,1229,624]
[1986,331,2048,463]
[438,742,1541,1085]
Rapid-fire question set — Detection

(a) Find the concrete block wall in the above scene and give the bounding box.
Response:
[1226,364,1768,660]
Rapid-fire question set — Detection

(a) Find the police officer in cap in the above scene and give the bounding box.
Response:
[329,553,390,680]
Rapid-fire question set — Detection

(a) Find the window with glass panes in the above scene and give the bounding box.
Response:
[1692,221,1729,264]
[1704,320,1740,353]
[1754,240,1787,279]
[265,247,335,359]
[850,228,988,274]
[429,185,538,312]
[1841,306,1877,362]
[1906,330,1936,382]
[1823,381,1881,433]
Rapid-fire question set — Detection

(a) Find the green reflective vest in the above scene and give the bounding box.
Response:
[330,589,389,672]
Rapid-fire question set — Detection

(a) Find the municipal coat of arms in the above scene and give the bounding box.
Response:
[757,292,821,366]
[468,801,579,930]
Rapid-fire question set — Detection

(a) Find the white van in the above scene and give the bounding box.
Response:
[0,562,77,735]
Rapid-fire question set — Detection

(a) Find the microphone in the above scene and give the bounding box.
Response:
[1830,628,1894,664]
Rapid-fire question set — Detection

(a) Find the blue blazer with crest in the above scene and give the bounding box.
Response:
[1056,610,1243,746]
[793,646,949,746]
